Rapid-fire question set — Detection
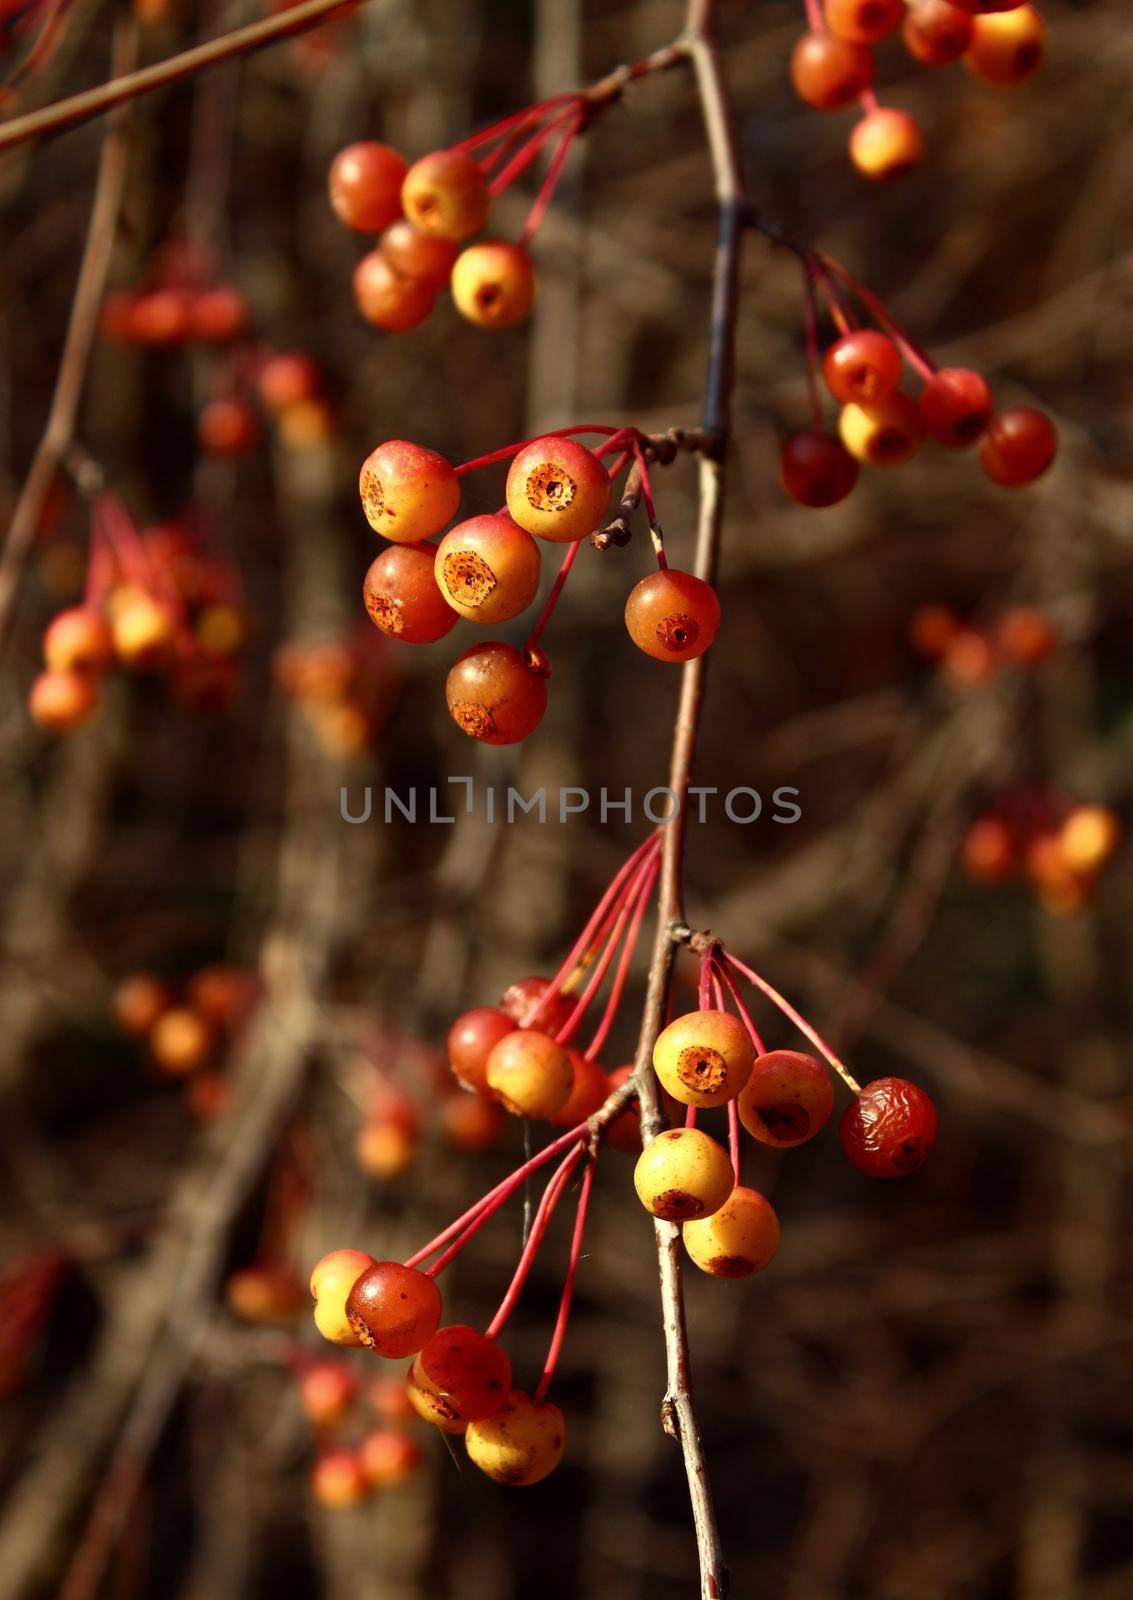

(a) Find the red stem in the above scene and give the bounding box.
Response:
[728,1098,741,1185]
[557,850,660,1047]
[524,536,583,650]
[534,1156,595,1404]
[818,253,938,381]
[721,949,861,1094]
[584,855,660,1060]
[453,95,578,157]
[455,424,621,478]
[521,113,583,245]
[714,959,768,1055]
[488,107,580,199]
[803,0,824,30]
[485,1145,584,1338]
[684,1103,698,1128]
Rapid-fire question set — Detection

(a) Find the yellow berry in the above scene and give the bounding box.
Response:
[682,1185,780,1277]
[652,1009,755,1108]
[309,1248,375,1346]
[485,1029,574,1118]
[633,1127,735,1221]
[465,1389,565,1485]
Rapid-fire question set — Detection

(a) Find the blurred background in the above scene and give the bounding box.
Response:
[1,0,1132,1595]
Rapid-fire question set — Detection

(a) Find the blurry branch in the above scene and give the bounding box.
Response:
[0,18,136,660]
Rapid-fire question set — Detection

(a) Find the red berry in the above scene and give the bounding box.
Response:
[499,975,576,1033]
[191,285,250,342]
[451,242,535,330]
[441,1093,508,1152]
[43,606,114,675]
[112,973,172,1037]
[604,1065,643,1154]
[919,367,994,448]
[187,966,259,1031]
[199,397,260,456]
[345,1261,442,1357]
[997,607,1056,666]
[328,141,408,232]
[789,31,875,109]
[823,330,903,407]
[225,1262,305,1325]
[379,219,459,290]
[550,1050,608,1127]
[401,151,491,242]
[624,569,721,663]
[359,439,460,542]
[909,604,960,660]
[29,669,98,732]
[130,287,194,345]
[446,1006,515,1098]
[941,628,997,687]
[839,1076,937,1177]
[737,1050,834,1148]
[825,0,903,45]
[779,429,859,508]
[358,1428,421,1488]
[434,514,541,624]
[363,543,458,643]
[409,1325,511,1426]
[849,108,924,180]
[978,407,1057,486]
[258,352,321,413]
[445,641,548,745]
[310,1449,370,1509]
[353,249,435,332]
[505,436,611,543]
[960,815,1016,883]
[902,0,973,64]
[948,0,1027,10]
[300,1361,358,1427]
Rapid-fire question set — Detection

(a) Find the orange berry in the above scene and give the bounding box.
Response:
[683,1186,780,1277]
[199,397,260,456]
[258,352,321,413]
[191,285,250,342]
[504,436,612,543]
[441,1092,508,1152]
[451,242,535,329]
[485,1029,574,1118]
[633,1127,735,1221]
[328,141,408,232]
[401,150,491,241]
[963,4,1044,84]
[789,30,875,109]
[355,1117,418,1179]
[310,1449,371,1509]
[363,543,458,643]
[346,1261,442,1357]
[379,219,459,289]
[149,1006,214,1076]
[359,1428,421,1488]
[825,0,903,44]
[409,1325,511,1426]
[445,641,548,746]
[112,973,172,1037]
[960,815,1017,883]
[434,514,541,624]
[737,1050,834,1147]
[358,439,460,543]
[624,570,721,663]
[465,1390,565,1485]
[849,108,924,180]
[43,607,114,675]
[550,1051,608,1127]
[225,1262,305,1325]
[652,1009,755,1108]
[299,1361,358,1427]
[28,669,98,732]
[1059,805,1120,875]
[446,1006,515,1098]
[353,249,435,332]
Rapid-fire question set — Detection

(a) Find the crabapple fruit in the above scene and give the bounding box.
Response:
[963,5,1044,83]
[199,397,260,456]
[225,1263,305,1325]
[43,607,114,675]
[918,367,994,448]
[499,975,576,1033]
[838,392,925,466]
[445,641,548,745]
[345,1261,442,1357]
[902,0,973,64]
[112,973,172,1037]
[149,1006,214,1076]
[738,1050,834,1147]
[446,1006,516,1097]
[379,219,459,290]
[789,31,875,109]
[328,141,408,232]
[299,1361,358,1427]
[359,1428,422,1488]
[683,1186,781,1277]
[823,330,902,407]
[363,544,458,643]
[780,429,859,508]
[434,514,541,624]
[624,570,721,663]
[401,150,491,241]
[353,249,435,332]
[310,1248,376,1346]
[310,1449,370,1509]
[451,241,535,329]
[465,1390,565,1485]
[504,436,612,542]
[978,407,1057,486]
[409,1325,511,1425]
[191,284,249,342]
[485,1029,574,1119]
[652,1009,755,1108]
[1059,806,1120,874]
[28,669,99,732]
[824,0,903,44]
[849,108,925,180]
[634,1127,735,1221]
[358,439,460,542]
[839,1076,938,1177]
[550,1051,608,1127]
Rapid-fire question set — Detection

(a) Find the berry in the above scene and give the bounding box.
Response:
[823,330,902,407]
[683,1186,781,1277]
[362,544,458,643]
[779,429,859,508]
[310,1248,376,1346]
[278,399,334,451]
[978,407,1057,486]
[299,1361,358,1427]
[446,1006,516,1097]
[997,607,1056,666]
[28,669,98,732]
[379,219,459,290]
[960,815,1016,883]
[499,975,576,1033]
[838,392,925,466]
[328,141,408,232]
[624,570,721,664]
[963,4,1044,83]
[359,1429,422,1488]
[1059,805,1120,874]
[353,249,435,331]
[191,285,250,342]
[368,1372,418,1424]
[345,1261,442,1357]
[947,0,1028,11]
[849,108,924,180]
[550,1051,608,1127]
[504,436,612,542]
[149,1006,214,1076]
[737,1050,834,1147]
[258,353,321,413]
[633,1127,735,1221]
[941,628,996,687]
[902,0,973,64]
[604,1065,643,1154]
[434,514,541,623]
[789,31,875,109]
[43,607,114,675]
[410,1325,511,1426]
[485,1029,574,1118]
[186,966,259,1031]
[839,1076,938,1177]
[451,242,535,329]
[441,1093,508,1152]
[358,439,460,542]
[225,1263,305,1325]
[112,973,171,1037]
[310,1449,370,1509]
[909,604,960,660]
[109,587,177,670]
[652,1009,755,1108]
[356,1117,418,1179]
[825,0,903,45]
[401,150,491,241]
[199,397,260,456]
[445,641,548,745]
[130,287,194,344]
[466,1390,565,1485]
[186,1072,231,1122]
[919,367,993,448]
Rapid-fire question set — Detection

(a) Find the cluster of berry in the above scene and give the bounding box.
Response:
[272,628,399,757]
[29,504,250,733]
[100,271,250,348]
[910,602,1057,685]
[778,264,1058,508]
[305,836,937,1489]
[302,1367,423,1510]
[791,0,1046,179]
[111,965,259,1121]
[200,349,335,459]
[961,798,1121,914]
[357,430,719,745]
[329,92,594,333]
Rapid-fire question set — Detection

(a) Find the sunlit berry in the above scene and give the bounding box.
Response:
[499,975,576,1033]
[1059,805,1120,875]
[191,285,250,342]
[368,1372,418,1424]
[466,1390,565,1485]
[310,1449,371,1509]
[909,604,960,660]
[359,439,460,543]
[353,249,435,332]
[550,1051,608,1127]
[624,570,721,664]
[278,398,335,451]
[401,150,491,241]
[997,607,1056,666]
[99,290,138,342]
[634,1127,735,1221]
[839,392,925,466]
[112,972,172,1037]
[960,814,1016,883]
[485,1029,574,1118]
[363,544,458,643]
[445,641,548,745]
[185,965,258,1032]
[738,1050,834,1147]
[919,367,993,448]
[839,1076,937,1177]
[299,1361,358,1427]
[451,242,535,329]
[941,628,996,687]
[346,1261,441,1357]
[441,1092,508,1151]
[824,330,902,407]
[149,1006,213,1076]
[258,352,321,413]
[310,1248,376,1346]
[110,588,178,671]
[379,219,459,290]
[328,141,408,232]
[359,1428,422,1488]
[28,668,99,732]
[504,436,611,542]
[405,1366,466,1432]
[435,514,541,624]
[446,1006,515,1098]
[849,108,924,180]
[683,1186,780,1277]
[825,0,903,43]
[963,4,1044,84]
[978,407,1057,487]
[410,1325,511,1426]
[902,0,973,64]
[604,1064,643,1154]
[43,607,114,675]
[356,1117,418,1179]
[225,1262,306,1325]
[789,30,874,109]
[779,429,859,508]
[652,1009,755,1108]
[130,287,194,344]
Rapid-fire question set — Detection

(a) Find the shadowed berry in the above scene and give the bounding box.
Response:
[840,1076,938,1177]
[738,1050,834,1147]
[683,1186,780,1277]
